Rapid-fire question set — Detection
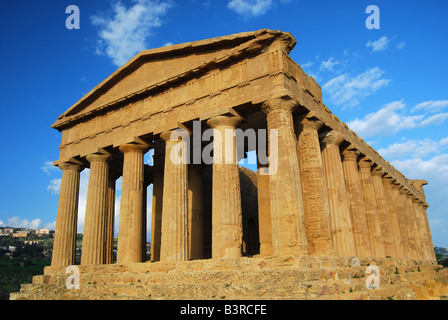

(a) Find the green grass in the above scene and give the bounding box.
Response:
[0,258,51,300]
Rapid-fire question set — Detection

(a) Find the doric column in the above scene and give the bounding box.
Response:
[150,139,165,262]
[295,112,333,256]
[371,166,396,258]
[207,115,243,259]
[320,130,355,257]
[391,183,411,259]
[358,157,385,258]
[104,168,121,264]
[51,161,83,267]
[257,160,273,256]
[412,180,436,261]
[382,175,405,259]
[159,130,189,261]
[420,202,436,261]
[404,191,421,260]
[116,142,149,264]
[400,187,418,259]
[341,145,372,257]
[81,153,111,266]
[188,164,203,260]
[261,98,308,256]
[411,197,427,261]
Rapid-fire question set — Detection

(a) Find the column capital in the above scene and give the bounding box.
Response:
[206,115,242,129]
[358,156,374,170]
[391,181,402,190]
[57,161,84,173]
[383,173,394,182]
[341,145,360,161]
[119,142,150,154]
[399,187,409,195]
[86,153,111,164]
[294,111,323,131]
[320,130,343,148]
[371,165,385,177]
[261,97,298,115]
[160,128,191,142]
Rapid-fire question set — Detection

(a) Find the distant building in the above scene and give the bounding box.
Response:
[12,231,29,238]
[38,228,50,235]
[0,228,14,234]
[24,241,39,245]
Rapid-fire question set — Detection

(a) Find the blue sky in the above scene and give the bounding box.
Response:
[1,0,447,247]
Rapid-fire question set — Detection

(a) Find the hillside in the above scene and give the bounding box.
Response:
[435,247,448,258]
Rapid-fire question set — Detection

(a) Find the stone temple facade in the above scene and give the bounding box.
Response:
[12,30,448,300]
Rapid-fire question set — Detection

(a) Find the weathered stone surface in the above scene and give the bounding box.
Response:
[15,29,443,301]
[81,153,111,266]
[51,162,83,267]
[320,131,355,258]
[295,112,333,256]
[11,256,448,300]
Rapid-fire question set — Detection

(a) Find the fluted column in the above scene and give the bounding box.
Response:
[341,146,371,257]
[295,112,333,256]
[188,164,204,260]
[160,130,189,261]
[150,140,165,262]
[104,169,120,264]
[51,162,83,267]
[382,175,405,259]
[405,192,422,260]
[400,187,418,259]
[262,98,308,256]
[117,143,149,264]
[207,115,243,259]
[358,157,385,258]
[412,180,436,261]
[391,183,411,259]
[371,166,396,258]
[420,202,436,261]
[81,153,111,266]
[412,197,429,261]
[320,130,355,257]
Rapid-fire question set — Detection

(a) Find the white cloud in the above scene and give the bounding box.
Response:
[420,112,448,126]
[227,0,273,17]
[396,42,406,49]
[347,101,448,138]
[320,57,340,72]
[412,100,448,113]
[322,67,390,108]
[2,217,42,229]
[301,61,314,69]
[47,178,61,194]
[440,136,448,146]
[386,147,448,246]
[366,36,390,52]
[0,220,4,226]
[42,160,58,175]
[91,0,173,67]
[378,138,442,161]
[43,221,57,230]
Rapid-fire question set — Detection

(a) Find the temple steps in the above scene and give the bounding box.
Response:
[10,255,448,300]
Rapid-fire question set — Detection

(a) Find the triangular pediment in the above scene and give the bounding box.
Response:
[52,29,296,131]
